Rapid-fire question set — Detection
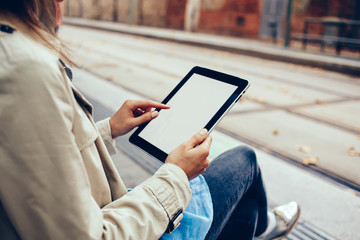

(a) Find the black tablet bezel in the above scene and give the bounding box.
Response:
[129,66,250,162]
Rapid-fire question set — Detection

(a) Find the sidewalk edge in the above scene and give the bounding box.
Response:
[63,17,360,76]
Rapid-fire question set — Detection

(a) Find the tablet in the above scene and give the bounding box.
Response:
[129,66,250,162]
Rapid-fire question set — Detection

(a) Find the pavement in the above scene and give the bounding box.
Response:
[63,17,360,76]
[58,20,360,239]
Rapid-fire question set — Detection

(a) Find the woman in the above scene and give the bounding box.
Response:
[0,1,300,239]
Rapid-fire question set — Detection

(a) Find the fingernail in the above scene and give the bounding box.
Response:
[200,129,207,135]
[151,111,159,118]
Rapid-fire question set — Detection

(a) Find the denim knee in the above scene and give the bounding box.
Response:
[231,145,257,168]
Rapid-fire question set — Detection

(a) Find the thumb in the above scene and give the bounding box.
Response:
[186,129,208,148]
[132,110,159,126]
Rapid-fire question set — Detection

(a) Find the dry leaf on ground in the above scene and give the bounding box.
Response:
[315,99,323,104]
[302,156,319,166]
[272,129,279,136]
[348,146,359,157]
[297,145,312,154]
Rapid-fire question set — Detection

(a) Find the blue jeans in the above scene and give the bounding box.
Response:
[203,146,268,240]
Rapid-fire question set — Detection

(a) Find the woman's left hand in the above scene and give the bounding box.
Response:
[109,99,170,139]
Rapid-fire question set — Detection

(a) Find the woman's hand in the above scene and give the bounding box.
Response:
[165,129,212,180]
[109,99,170,138]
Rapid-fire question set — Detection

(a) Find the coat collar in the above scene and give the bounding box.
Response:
[71,84,94,115]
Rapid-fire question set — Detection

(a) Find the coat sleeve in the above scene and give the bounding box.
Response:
[95,118,117,155]
[0,58,191,240]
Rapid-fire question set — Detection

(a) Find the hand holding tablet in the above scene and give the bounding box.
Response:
[165,128,212,179]
[130,66,250,162]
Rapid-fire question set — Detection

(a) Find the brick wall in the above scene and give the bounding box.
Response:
[62,0,358,38]
[165,0,187,30]
[198,0,261,37]
[140,0,167,27]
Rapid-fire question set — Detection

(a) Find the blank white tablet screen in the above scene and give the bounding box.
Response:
[139,73,237,154]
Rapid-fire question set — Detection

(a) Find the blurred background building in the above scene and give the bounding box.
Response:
[63,0,360,41]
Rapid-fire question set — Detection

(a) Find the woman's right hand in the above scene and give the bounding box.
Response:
[165,129,212,180]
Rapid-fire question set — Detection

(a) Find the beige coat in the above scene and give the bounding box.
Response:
[0,14,191,240]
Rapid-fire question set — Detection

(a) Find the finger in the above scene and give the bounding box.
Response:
[133,108,145,117]
[200,135,212,149]
[132,110,159,127]
[186,129,208,148]
[131,100,170,110]
[191,136,212,158]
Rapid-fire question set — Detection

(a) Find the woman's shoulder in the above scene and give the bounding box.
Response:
[0,23,70,103]
[0,26,59,70]
[0,13,61,75]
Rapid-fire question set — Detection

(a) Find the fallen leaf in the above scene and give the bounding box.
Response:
[297,145,312,154]
[302,156,319,166]
[348,146,357,156]
[273,129,279,136]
